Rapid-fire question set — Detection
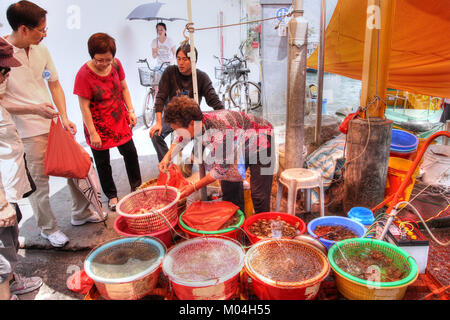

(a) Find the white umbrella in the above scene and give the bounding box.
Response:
[126,2,186,22]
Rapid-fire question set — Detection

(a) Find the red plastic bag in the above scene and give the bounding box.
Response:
[182,201,240,231]
[44,118,91,179]
[66,269,94,294]
[338,109,361,134]
[157,164,190,189]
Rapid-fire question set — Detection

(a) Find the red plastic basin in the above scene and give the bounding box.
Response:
[114,216,176,248]
[247,270,323,300]
[243,212,307,244]
[170,273,240,300]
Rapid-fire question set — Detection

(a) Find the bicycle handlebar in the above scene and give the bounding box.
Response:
[137,59,169,72]
[213,54,246,67]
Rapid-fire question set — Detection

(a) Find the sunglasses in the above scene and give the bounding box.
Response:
[0,66,11,76]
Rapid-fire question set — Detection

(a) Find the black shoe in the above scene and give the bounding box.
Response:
[108,198,118,212]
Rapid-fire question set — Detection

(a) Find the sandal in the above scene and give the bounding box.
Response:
[108,198,118,212]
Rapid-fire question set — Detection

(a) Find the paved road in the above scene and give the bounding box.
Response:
[13,118,161,300]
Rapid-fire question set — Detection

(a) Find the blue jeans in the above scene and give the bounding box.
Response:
[151,120,174,162]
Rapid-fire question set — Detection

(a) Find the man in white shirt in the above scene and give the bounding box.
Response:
[1,1,106,248]
[0,36,43,300]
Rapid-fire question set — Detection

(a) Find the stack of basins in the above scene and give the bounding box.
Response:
[390,129,419,160]
[114,186,180,247]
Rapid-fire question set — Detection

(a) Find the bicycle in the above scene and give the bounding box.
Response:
[213,55,237,110]
[214,42,262,114]
[137,59,169,128]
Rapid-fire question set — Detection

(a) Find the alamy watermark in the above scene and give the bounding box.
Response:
[66,5,81,30]
[367,5,381,30]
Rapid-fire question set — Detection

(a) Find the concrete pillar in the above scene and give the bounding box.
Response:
[260,0,292,126]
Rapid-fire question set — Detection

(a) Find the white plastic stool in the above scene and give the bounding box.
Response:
[275,168,325,216]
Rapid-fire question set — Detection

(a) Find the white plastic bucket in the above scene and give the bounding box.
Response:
[421,145,450,188]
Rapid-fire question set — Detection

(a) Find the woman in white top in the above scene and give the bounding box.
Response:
[151,22,176,69]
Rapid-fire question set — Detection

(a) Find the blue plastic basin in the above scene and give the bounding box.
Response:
[307,216,366,250]
[391,129,418,151]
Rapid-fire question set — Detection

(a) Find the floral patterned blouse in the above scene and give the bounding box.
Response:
[187,110,273,181]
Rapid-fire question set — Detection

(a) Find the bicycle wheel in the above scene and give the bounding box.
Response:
[143,89,156,128]
[229,81,261,113]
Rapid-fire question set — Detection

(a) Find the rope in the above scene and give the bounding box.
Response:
[185,13,293,33]
[424,202,450,223]
[180,11,295,45]
[327,95,387,184]
[317,95,386,188]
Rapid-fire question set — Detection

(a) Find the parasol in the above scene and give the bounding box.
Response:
[126,2,187,22]
[74,162,106,221]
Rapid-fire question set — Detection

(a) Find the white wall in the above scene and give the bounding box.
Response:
[0,0,246,142]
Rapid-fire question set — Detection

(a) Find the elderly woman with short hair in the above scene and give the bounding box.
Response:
[74,32,141,211]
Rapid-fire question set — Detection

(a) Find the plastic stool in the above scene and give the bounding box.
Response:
[275,168,325,216]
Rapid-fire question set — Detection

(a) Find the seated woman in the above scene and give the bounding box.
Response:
[74,33,142,211]
[158,95,274,213]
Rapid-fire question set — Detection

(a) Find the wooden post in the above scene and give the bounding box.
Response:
[343,118,393,213]
[343,0,396,212]
[285,0,308,170]
[186,0,207,201]
[314,0,326,145]
[360,0,396,119]
[186,0,199,104]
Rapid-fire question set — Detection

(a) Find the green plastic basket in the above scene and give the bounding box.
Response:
[179,209,245,235]
[328,238,418,288]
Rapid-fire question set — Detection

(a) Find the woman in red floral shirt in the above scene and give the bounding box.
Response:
[74,33,141,211]
[159,96,274,213]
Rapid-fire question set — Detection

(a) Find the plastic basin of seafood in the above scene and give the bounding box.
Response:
[162,237,245,300]
[243,212,307,244]
[307,216,366,249]
[328,238,419,300]
[244,239,330,300]
[84,237,166,300]
[117,186,180,234]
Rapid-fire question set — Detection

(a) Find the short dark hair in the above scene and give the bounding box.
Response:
[156,22,167,31]
[164,96,203,128]
[87,33,116,58]
[7,0,47,31]
[156,22,167,36]
[176,43,198,62]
